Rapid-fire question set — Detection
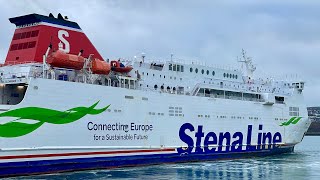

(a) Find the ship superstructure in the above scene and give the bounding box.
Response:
[0,13,311,177]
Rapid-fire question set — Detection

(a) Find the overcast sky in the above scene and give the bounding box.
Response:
[0,0,319,106]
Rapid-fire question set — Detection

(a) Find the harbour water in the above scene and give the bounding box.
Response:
[11,136,320,180]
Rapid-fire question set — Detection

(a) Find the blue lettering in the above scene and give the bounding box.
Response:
[262,132,272,144]
[246,125,255,150]
[195,125,204,153]
[204,132,217,153]
[177,123,194,154]
[231,132,243,152]
[273,132,282,144]
[218,132,231,152]
[178,123,283,154]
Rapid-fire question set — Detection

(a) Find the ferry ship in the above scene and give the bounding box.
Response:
[0,13,311,177]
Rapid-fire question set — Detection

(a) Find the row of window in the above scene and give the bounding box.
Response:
[141,72,182,81]
[275,118,288,121]
[149,112,165,116]
[10,41,37,51]
[13,30,39,40]
[196,88,262,102]
[169,106,183,117]
[190,67,215,76]
[106,109,122,113]
[223,73,238,79]
[169,64,184,72]
[198,115,210,118]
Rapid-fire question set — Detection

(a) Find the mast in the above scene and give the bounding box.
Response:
[238,49,256,79]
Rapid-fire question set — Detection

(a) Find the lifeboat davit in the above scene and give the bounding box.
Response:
[47,50,85,70]
[91,58,111,75]
[110,60,133,73]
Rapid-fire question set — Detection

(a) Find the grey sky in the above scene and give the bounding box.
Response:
[0,0,319,106]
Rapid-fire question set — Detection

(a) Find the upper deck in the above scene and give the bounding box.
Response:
[0,53,305,106]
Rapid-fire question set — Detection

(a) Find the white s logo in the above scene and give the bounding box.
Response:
[58,30,70,53]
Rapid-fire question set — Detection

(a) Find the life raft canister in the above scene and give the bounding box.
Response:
[47,50,85,70]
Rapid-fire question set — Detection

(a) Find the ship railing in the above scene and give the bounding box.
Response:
[0,61,37,67]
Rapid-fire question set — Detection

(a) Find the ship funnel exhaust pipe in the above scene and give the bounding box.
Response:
[78,49,84,56]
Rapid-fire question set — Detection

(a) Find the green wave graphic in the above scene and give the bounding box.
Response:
[280,117,302,126]
[0,101,110,138]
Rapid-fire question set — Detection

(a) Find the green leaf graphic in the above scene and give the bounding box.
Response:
[0,121,44,138]
[280,117,302,126]
[0,101,110,138]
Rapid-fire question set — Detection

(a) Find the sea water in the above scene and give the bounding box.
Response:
[10,136,320,180]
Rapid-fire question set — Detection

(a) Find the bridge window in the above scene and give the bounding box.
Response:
[169,63,183,72]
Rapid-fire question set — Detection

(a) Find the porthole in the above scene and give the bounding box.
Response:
[223,73,226,77]
[201,69,204,74]
[154,85,158,89]
[195,68,198,73]
[226,73,229,78]
[160,75,162,78]
[190,67,193,72]
[206,70,209,75]
[235,75,238,79]
[164,76,165,78]
[212,71,215,76]
[147,73,149,76]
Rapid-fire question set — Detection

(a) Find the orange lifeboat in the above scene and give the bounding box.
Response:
[91,58,111,75]
[110,60,133,73]
[47,50,85,70]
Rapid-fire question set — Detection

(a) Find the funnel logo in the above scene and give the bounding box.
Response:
[58,30,70,53]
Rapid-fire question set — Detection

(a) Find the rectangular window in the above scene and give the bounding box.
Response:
[177,65,180,72]
[169,64,172,71]
[289,107,299,116]
[18,43,23,50]
[28,41,36,48]
[26,31,31,38]
[21,32,27,39]
[173,64,176,71]
[125,95,134,99]
[13,33,21,40]
[181,65,184,72]
[10,44,18,51]
[22,42,29,49]
[31,30,39,37]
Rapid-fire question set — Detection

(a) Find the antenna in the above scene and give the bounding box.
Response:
[238,49,256,79]
[141,53,145,62]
